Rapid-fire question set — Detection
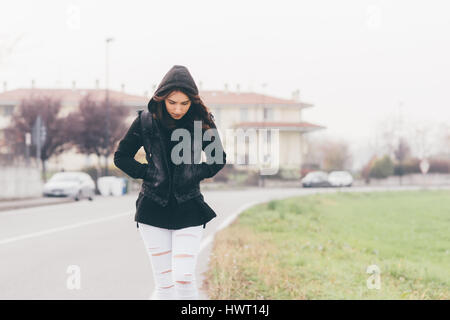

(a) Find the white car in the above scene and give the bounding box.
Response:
[97,176,126,196]
[328,171,353,187]
[43,171,95,201]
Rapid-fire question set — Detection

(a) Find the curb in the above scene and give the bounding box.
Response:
[0,197,74,212]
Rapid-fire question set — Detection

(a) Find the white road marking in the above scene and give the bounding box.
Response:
[0,211,133,246]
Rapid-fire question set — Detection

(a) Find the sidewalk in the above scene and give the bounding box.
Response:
[0,196,73,212]
[0,181,237,213]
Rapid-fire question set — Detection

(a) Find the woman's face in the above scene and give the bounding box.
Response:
[164,90,191,120]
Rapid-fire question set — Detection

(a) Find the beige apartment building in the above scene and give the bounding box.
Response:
[201,90,325,172]
[0,85,325,172]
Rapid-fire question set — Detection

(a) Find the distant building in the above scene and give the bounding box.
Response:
[200,90,325,171]
[0,86,325,172]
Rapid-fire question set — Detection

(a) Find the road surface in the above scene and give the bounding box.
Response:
[0,185,445,299]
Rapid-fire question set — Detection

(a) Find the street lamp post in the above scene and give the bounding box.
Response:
[25,132,31,166]
[260,83,267,187]
[105,37,114,176]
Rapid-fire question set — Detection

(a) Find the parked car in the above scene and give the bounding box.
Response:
[97,176,127,196]
[43,171,95,201]
[301,171,331,188]
[328,170,353,187]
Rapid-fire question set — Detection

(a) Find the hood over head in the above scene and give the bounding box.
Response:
[147,65,199,114]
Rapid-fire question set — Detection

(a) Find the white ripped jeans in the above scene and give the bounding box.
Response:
[138,222,204,300]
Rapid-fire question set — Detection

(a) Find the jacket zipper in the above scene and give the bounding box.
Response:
[156,119,172,206]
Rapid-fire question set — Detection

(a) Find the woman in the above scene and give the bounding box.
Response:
[113,65,226,300]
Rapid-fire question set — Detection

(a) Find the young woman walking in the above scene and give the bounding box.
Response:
[113,65,226,300]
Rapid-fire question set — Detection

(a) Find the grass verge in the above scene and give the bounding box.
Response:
[203,190,450,299]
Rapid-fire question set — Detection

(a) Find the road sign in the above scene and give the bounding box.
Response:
[40,125,46,144]
[25,132,31,146]
[32,115,46,146]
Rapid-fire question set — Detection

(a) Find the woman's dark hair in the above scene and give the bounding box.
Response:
[151,87,215,131]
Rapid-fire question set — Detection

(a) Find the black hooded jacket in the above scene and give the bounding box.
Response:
[113,65,227,210]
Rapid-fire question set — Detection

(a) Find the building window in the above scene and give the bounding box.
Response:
[240,107,249,121]
[263,107,273,121]
[0,105,14,116]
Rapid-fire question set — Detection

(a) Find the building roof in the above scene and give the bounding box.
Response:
[0,88,147,106]
[200,90,313,108]
[0,88,314,108]
[232,121,326,132]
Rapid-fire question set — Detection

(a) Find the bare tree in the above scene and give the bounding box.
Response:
[66,94,129,175]
[302,134,324,167]
[435,122,450,173]
[375,115,399,159]
[304,134,353,172]
[434,122,450,156]
[361,154,377,184]
[407,121,434,160]
[320,139,353,171]
[393,137,411,185]
[393,137,411,163]
[4,96,71,181]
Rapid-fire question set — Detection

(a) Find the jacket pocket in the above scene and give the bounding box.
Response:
[175,163,202,192]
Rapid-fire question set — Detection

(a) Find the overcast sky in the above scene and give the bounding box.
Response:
[1,0,449,169]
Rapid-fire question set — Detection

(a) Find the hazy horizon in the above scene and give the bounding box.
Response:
[1,0,449,171]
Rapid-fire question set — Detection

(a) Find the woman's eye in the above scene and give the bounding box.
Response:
[168,101,189,105]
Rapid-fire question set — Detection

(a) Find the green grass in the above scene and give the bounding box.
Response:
[204,190,450,299]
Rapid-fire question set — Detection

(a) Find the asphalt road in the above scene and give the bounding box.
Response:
[0,185,446,299]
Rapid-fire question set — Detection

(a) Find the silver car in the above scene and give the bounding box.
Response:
[301,171,331,188]
[43,172,95,201]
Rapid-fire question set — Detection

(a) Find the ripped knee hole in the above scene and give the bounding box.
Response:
[152,250,171,256]
[160,284,175,289]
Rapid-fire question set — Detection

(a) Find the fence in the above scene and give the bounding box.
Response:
[0,166,43,200]
[354,173,450,187]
